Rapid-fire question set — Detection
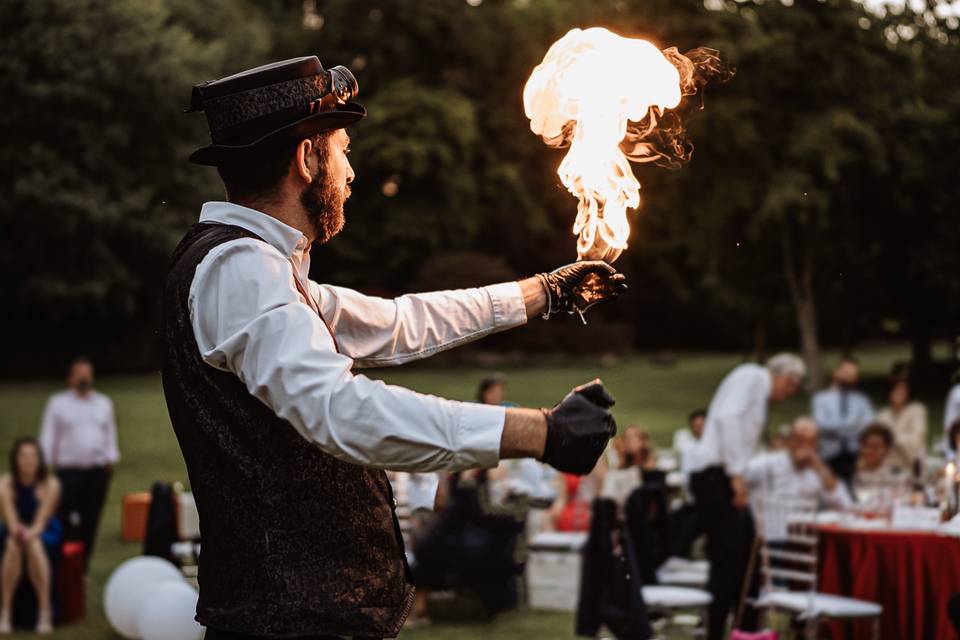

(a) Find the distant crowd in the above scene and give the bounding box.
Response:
[393,356,960,637]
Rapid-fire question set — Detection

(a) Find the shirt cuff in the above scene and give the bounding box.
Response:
[725,459,746,477]
[485,282,527,329]
[452,402,506,470]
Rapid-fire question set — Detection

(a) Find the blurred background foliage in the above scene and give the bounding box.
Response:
[1,0,958,382]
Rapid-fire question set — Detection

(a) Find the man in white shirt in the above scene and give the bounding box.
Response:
[687,354,806,640]
[669,409,706,558]
[38,357,119,571]
[811,357,874,481]
[171,57,626,639]
[745,417,850,541]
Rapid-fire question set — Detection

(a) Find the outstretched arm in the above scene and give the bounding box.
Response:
[311,280,531,368]
[310,262,623,368]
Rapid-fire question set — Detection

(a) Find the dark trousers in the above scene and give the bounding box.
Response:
[205,629,378,640]
[670,501,705,558]
[690,466,756,640]
[56,466,111,571]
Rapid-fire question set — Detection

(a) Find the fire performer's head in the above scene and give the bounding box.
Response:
[185,56,363,243]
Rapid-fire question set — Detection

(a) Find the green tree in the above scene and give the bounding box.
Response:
[0,0,272,372]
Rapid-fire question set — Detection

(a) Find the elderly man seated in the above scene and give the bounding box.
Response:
[744,416,851,539]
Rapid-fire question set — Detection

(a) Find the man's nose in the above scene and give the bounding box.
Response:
[345,160,355,184]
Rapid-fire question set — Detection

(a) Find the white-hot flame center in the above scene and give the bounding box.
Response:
[523,27,683,261]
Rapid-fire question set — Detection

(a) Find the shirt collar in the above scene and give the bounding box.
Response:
[199,201,309,260]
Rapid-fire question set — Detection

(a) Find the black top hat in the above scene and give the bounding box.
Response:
[186,56,365,166]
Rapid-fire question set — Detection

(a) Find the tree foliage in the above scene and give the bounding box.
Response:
[0,0,957,373]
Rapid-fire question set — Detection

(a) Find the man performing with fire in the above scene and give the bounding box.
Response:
[162,56,626,639]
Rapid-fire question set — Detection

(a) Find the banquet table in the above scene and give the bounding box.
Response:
[817,523,960,640]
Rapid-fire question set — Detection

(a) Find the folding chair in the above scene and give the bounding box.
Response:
[751,495,881,639]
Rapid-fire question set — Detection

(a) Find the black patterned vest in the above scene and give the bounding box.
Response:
[160,223,414,638]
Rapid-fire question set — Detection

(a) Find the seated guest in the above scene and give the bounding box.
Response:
[549,473,599,532]
[598,426,651,507]
[744,417,850,540]
[812,357,874,482]
[674,409,706,474]
[853,422,909,496]
[876,370,927,469]
[621,424,657,471]
[669,411,708,558]
[0,437,62,634]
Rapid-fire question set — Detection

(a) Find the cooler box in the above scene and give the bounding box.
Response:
[57,541,85,623]
[527,531,587,611]
[121,492,151,542]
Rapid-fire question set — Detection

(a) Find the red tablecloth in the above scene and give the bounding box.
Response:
[818,525,960,640]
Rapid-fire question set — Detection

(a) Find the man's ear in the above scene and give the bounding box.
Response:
[295,138,314,184]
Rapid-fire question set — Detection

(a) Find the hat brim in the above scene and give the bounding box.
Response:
[188,102,366,166]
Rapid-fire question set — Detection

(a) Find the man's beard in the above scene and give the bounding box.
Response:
[301,173,349,243]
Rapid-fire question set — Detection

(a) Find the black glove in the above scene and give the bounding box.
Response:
[539,380,617,475]
[536,261,628,320]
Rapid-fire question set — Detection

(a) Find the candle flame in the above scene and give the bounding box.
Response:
[523,27,732,261]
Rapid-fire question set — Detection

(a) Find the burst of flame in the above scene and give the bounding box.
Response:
[524,27,731,262]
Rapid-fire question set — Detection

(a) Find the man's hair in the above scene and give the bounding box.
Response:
[791,415,818,435]
[836,355,859,368]
[217,132,332,202]
[476,374,505,402]
[766,353,806,380]
[688,409,706,423]
[859,422,893,448]
[69,356,92,373]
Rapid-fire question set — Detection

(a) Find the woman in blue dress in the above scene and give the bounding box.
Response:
[0,436,62,633]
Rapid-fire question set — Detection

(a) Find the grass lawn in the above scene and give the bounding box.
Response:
[0,343,948,639]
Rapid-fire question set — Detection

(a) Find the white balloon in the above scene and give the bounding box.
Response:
[104,556,184,639]
[137,581,204,640]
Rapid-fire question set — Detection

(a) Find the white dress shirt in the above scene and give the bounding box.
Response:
[673,429,703,475]
[189,201,528,472]
[811,387,874,459]
[689,363,772,477]
[39,390,120,468]
[744,451,851,539]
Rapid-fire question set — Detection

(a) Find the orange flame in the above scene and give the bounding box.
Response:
[524,27,732,262]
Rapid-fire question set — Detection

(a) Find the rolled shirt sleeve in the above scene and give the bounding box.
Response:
[189,239,506,472]
[310,281,527,368]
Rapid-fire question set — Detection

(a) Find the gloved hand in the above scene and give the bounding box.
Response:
[536,261,628,320]
[539,380,617,475]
